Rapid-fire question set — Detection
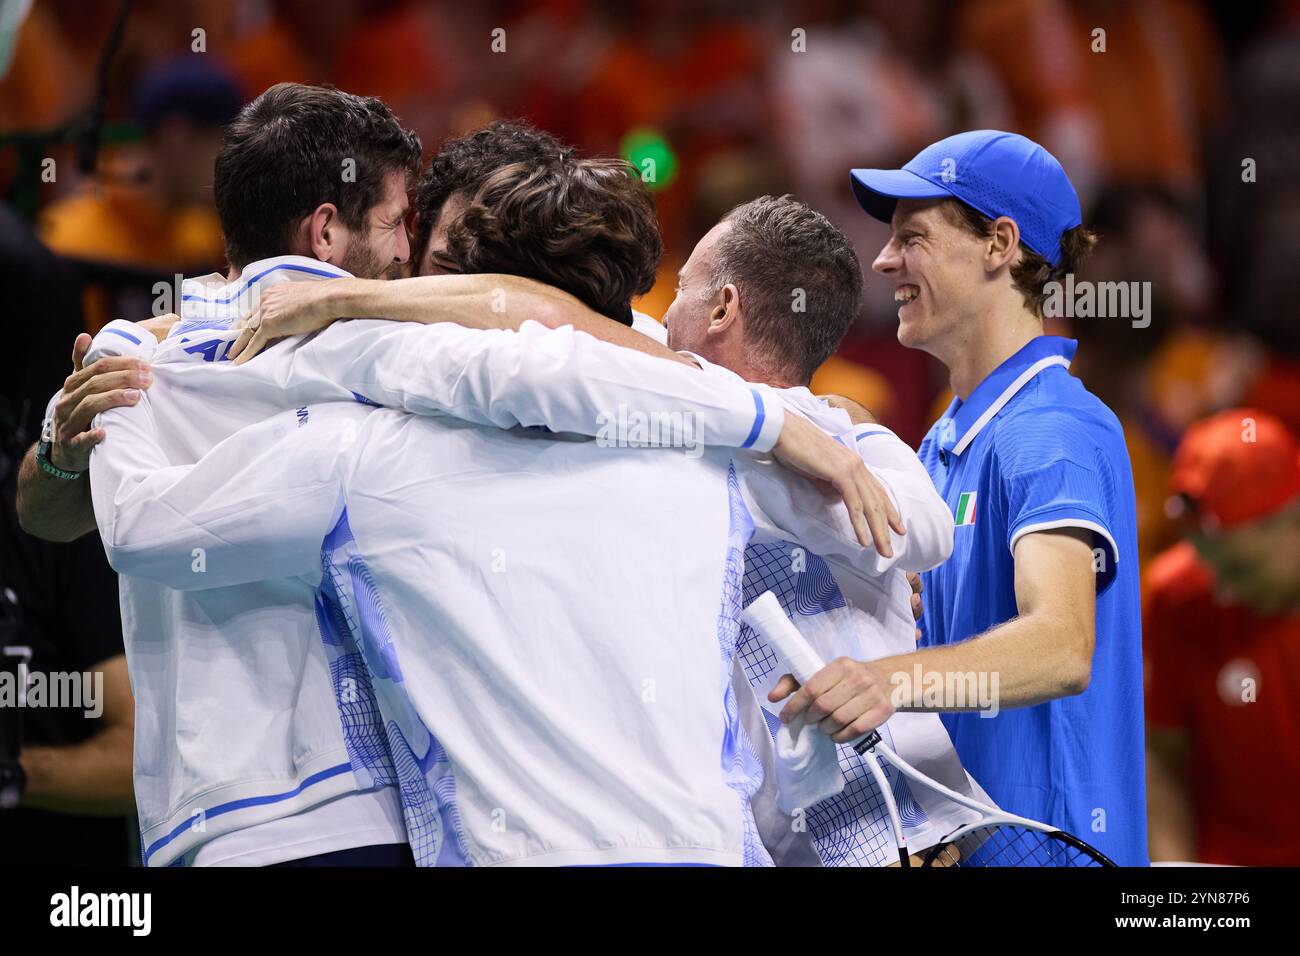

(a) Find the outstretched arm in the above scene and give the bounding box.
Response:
[228,279,903,551]
[738,424,933,573]
[92,396,890,594]
[770,528,1098,741]
[17,336,148,542]
[258,318,899,551]
[86,303,900,554]
[846,426,954,573]
[90,395,358,591]
[231,273,684,365]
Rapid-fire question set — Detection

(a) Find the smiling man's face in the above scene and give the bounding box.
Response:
[334,168,412,279]
[870,198,991,355]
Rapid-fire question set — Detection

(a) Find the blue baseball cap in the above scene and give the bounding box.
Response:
[850,130,1082,267]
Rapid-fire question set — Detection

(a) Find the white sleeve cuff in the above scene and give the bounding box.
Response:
[743,387,786,453]
[85,320,159,366]
[1009,517,1120,565]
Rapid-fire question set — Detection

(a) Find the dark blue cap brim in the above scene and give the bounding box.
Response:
[850,168,953,223]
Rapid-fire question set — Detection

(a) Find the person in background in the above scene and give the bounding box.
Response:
[1068,184,1230,570]
[1144,408,1300,866]
[0,204,134,866]
[38,55,241,274]
[956,0,1225,200]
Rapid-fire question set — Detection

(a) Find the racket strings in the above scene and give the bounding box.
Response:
[939,824,1109,867]
[806,749,896,867]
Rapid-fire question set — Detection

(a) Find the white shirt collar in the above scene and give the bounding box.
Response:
[177,256,353,329]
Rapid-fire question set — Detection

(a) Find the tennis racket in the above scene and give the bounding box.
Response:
[740,591,1116,867]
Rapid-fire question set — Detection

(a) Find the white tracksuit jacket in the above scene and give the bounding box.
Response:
[78,256,790,865]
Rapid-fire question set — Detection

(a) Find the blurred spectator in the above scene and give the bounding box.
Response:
[37,55,239,274]
[1210,4,1300,438]
[0,1,85,132]
[958,0,1226,203]
[226,0,352,96]
[1145,409,1300,865]
[1070,184,1243,566]
[0,203,134,865]
[333,0,459,146]
[772,0,1011,443]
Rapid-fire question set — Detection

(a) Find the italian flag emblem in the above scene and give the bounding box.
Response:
[955,491,977,526]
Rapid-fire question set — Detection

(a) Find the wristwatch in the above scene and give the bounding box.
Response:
[35,417,83,480]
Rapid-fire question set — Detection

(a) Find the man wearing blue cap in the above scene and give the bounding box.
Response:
[771,131,1147,865]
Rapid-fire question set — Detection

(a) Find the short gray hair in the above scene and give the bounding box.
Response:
[706,195,862,383]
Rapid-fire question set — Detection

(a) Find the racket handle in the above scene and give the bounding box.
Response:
[740,592,826,684]
[744,592,909,857]
[852,730,882,754]
[741,591,884,753]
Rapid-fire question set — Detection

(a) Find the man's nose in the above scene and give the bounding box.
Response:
[872,241,900,275]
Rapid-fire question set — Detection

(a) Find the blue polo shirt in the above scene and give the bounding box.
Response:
[917,336,1148,866]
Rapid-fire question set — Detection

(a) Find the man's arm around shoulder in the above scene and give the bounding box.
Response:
[17,329,158,542]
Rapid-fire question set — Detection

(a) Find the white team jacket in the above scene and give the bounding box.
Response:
[80,257,789,865]
[90,393,939,866]
[89,270,956,868]
[685,361,984,865]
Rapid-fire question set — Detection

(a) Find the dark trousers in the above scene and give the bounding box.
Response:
[270,843,415,867]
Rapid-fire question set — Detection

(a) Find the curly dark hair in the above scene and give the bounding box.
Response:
[214,83,421,270]
[444,157,662,323]
[413,120,574,261]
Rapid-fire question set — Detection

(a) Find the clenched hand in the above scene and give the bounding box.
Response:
[770,411,905,556]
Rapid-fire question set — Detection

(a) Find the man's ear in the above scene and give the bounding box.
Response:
[986,216,1021,272]
[300,202,343,263]
[707,282,742,336]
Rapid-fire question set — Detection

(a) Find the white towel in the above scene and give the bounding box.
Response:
[773,713,844,814]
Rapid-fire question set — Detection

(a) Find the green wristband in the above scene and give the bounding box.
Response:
[35,440,84,480]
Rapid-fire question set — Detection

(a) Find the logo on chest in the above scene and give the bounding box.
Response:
[954,491,978,526]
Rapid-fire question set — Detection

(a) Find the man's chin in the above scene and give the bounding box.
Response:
[895,314,927,350]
